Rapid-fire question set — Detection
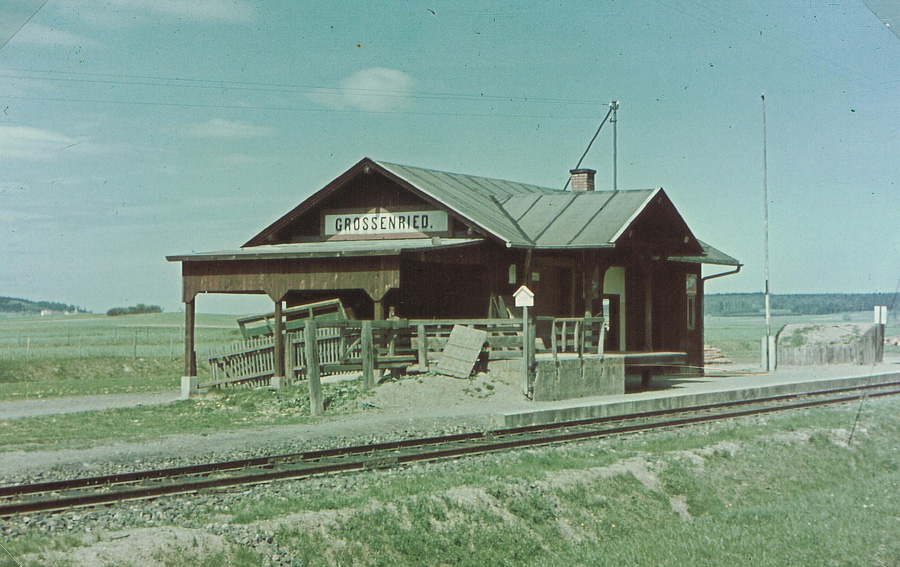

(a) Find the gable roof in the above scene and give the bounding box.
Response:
[243,158,730,262]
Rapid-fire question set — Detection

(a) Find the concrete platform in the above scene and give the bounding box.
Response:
[501,355,900,428]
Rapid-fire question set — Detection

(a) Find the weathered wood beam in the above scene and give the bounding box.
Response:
[644,263,654,351]
[273,300,285,380]
[305,319,323,415]
[184,298,196,377]
[361,320,375,390]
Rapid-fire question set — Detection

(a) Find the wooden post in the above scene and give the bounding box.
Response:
[417,323,428,368]
[273,300,285,383]
[181,298,198,399]
[305,320,323,415]
[284,332,294,382]
[550,317,558,362]
[361,320,375,390]
[184,298,196,377]
[303,319,325,416]
[525,311,535,398]
[644,264,654,351]
[373,299,384,321]
[875,305,887,363]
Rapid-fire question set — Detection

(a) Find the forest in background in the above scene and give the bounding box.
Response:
[0,296,86,315]
[1,293,896,318]
[704,292,896,316]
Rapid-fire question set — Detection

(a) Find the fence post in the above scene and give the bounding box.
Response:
[524,315,535,398]
[285,333,294,383]
[362,320,375,390]
[417,323,428,368]
[305,320,323,416]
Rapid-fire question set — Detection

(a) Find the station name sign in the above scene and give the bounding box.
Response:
[324,210,448,237]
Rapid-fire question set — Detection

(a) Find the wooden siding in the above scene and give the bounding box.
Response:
[182,256,400,302]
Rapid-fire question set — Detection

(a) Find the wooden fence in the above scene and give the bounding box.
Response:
[203,316,605,389]
[776,325,882,366]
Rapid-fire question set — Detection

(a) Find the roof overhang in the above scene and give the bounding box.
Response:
[672,240,742,266]
[167,237,484,263]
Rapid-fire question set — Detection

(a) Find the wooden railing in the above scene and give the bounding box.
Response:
[204,316,604,389]
[535,317,605,359]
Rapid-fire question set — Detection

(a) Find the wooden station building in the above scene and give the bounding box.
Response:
[168,157,740,379]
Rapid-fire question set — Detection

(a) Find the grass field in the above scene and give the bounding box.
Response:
[0,311,896,401]
[4,395,899,566]
[0,312,242,400]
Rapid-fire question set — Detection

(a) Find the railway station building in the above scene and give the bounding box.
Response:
[168,157,740,383]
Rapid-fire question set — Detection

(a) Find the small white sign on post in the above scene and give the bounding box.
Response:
[513,285,534,308]
[875,305,888,325]
[513,286,535,397]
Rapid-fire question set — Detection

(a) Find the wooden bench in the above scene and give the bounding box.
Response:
[616,351,687,389]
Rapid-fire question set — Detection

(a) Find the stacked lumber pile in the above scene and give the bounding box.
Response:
[704,345,732,365]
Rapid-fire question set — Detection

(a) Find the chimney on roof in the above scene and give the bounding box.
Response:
[569,168,596,192]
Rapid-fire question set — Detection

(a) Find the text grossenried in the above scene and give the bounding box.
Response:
[325,211,448,236]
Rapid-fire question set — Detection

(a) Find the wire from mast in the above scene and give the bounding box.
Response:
[0,0,50,52]
[564,101,618,190]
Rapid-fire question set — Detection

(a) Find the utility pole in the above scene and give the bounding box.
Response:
[762,93,774,372]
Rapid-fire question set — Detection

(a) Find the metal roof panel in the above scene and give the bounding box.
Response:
[567,189,657,247]
[167,237,484,262]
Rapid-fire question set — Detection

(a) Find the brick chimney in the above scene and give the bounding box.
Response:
[569,168,596,192]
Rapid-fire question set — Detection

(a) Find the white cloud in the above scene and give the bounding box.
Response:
[0,125,94,161]
[57,0,254,27]
[180,118,273,139]
[309,68,416,112]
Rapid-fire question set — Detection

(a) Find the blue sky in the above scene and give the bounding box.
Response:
[1,1,898,314]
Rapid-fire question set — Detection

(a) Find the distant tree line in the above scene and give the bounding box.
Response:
[106,304,163,316]
[0,296,86,314]
[705,293,896,317]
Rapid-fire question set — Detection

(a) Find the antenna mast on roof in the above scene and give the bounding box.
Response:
[563,101,619,190]
[611,101,619,192]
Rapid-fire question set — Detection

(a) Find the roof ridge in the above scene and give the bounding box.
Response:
[489,195,535,247]
[375,159,558,194]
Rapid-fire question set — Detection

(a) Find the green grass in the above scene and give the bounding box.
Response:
[0,312,242,401]
[0,357,182,400]
[5,395,900,565]
[168,397,900,567]
[0,381,367,452]
[0,312,240,359]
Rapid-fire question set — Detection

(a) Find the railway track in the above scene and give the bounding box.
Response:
[3,380,899,518]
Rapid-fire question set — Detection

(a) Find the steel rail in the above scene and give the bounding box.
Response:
[2,381,899,517]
